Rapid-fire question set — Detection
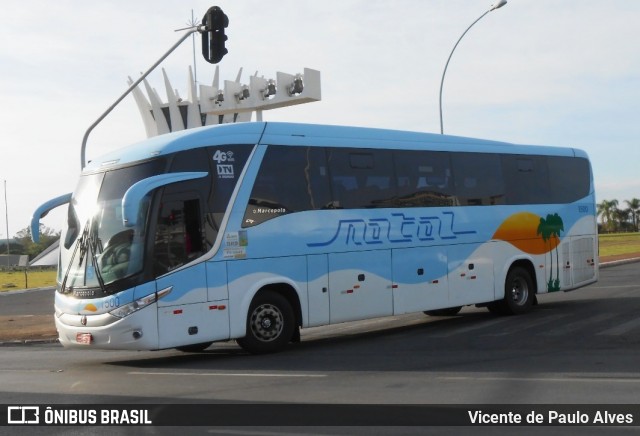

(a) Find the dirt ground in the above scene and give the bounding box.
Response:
[2,254,639,343]
[0,314,57,343]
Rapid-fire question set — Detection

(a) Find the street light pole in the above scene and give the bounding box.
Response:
[80,28,201,170]
[4,180,9,265]
[438,0,507,134]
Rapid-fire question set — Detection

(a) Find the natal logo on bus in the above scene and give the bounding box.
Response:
[308,211,476,247]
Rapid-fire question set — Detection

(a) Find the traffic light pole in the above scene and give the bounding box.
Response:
[80,27,202,170]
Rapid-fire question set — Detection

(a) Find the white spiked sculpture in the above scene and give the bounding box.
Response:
[128,66,321,138]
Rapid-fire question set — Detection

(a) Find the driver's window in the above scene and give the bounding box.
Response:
[153,194,204,277]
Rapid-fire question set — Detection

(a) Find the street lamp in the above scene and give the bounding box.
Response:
[438,0,507,134]
[3,180,9,265]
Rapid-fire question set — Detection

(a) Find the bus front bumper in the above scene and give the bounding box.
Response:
[55,303,159,350]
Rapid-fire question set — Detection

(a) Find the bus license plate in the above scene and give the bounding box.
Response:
[76,333,92,345]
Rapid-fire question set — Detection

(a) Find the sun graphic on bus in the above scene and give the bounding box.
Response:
[493,211,565,292]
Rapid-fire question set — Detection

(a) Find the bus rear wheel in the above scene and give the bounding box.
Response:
[237,290,295,354]
[487,266,535,315]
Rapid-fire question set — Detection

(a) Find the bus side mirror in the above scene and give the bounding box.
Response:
[122,172,208,227]
[31,193,72,243]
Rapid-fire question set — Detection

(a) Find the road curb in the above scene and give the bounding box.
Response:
[0,337,59,347]
[599,257,640,268]
[0,286,55,296]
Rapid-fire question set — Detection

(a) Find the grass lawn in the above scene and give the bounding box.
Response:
[598,232,640,258]
[0,270,57,292]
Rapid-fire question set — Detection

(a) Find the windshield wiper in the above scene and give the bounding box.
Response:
[60,217,107,294]
[61,219,90,293]
[87,224,106,292]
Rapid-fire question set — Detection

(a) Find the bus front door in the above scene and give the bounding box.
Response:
[152,193,229,349]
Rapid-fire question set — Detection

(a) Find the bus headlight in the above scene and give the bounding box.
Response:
[109,286,172,319]
[109,293,156,318]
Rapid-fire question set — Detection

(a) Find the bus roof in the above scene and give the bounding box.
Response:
[84,122,587,172]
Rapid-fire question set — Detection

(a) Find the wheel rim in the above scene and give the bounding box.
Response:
[248,303,284,342]
[509,276,529,306]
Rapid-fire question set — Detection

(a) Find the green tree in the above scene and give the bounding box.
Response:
[615,208,631,231]
[597,199,618,233]
[625,198,640,232]
[13,225,60,260]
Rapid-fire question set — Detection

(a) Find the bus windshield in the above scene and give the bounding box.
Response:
[59,159,166,294]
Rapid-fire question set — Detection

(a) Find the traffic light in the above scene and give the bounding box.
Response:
[201,6,228,64]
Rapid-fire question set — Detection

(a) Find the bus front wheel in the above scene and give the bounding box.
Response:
[237,290,295,354]
[488,266,535,315]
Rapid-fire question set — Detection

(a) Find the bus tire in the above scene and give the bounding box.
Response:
[236,290,295,354]
[488,266,535,315]
[424,306,462,316]
[175,341,213,352]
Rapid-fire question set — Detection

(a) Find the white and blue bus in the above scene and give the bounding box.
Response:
[33,122,597,353]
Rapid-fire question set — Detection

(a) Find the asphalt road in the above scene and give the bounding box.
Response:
[1,263,640,434]
[0,287,55,317]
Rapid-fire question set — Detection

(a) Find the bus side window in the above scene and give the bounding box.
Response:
[243,146,331,227]
[502,155,550,204]
[327,148,396,209]
[451,153,505,206]
[393,150,454,207]
[548,156,591,203]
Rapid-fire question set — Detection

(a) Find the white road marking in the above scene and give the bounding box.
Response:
[128,371,326,378]
[429,316,513,338]
[486,314,570,336]
[540,312,617,336]
[207,430,340,436]
[597,316,640,336]
[438,375,640,383]
[584,285,639,290]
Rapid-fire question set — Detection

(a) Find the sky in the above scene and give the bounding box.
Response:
[1,0,639,239]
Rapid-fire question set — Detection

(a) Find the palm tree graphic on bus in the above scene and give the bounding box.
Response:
[536,213,565,292]
[493,211,565,292]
